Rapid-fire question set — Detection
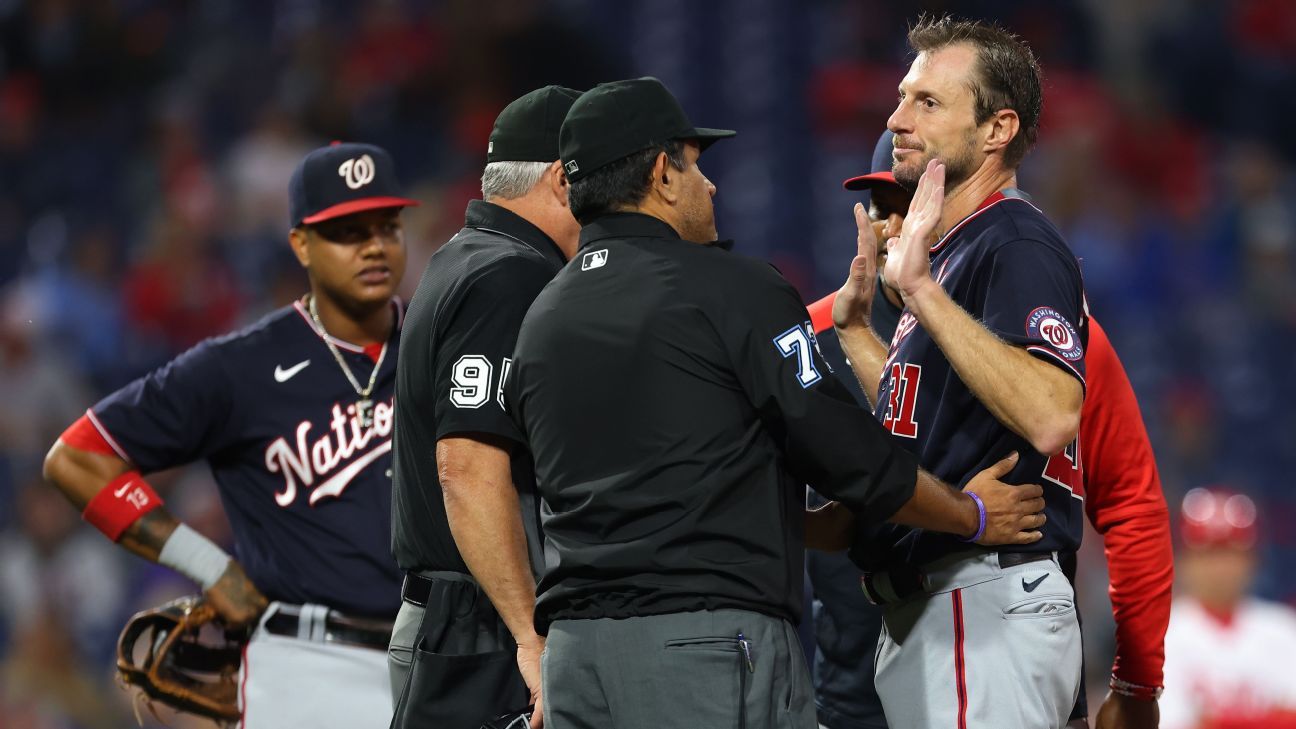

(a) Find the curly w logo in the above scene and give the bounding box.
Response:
[338,155,376,189]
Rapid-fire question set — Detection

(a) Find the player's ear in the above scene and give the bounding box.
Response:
[288,227,311,268]
[651,151,678,205]
[982,109,1019,157]
[548,160,570,209]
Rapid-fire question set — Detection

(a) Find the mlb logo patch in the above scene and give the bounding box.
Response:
[581,249,608,271]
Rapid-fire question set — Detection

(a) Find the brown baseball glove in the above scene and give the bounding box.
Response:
[116,595,245,724]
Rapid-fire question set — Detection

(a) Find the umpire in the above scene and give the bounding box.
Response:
[387,85,581,729]
[504,77,1048,729]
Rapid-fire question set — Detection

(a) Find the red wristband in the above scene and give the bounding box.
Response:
[82,471,163,542]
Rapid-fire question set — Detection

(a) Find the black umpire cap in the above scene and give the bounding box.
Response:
[559,77,736,182]
[289,142,419,227]
[487,85,582,163]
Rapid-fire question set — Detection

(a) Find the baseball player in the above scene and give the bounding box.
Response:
[809,129,1173,729]
[505,76,1048,729]
[1160,487,1296,729]
[829,17,1089,728]
[41,141,417,728]
[386,85,581,729]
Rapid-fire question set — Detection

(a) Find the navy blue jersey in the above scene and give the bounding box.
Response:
[862,191,1088,568]
[88,300,404,617]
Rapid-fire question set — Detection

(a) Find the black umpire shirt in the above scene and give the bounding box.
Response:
[390,200,565,576]
[504,212,920,633]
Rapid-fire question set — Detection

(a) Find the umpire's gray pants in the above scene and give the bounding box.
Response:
[544,609,816,729]
[387,598,423,703]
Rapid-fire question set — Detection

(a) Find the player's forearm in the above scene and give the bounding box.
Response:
[43,439,180,561]
[888,469,978,538]
[438,438,541,646]
[835,324,888,406]
[903,280,1081,455]
[1103,509,1174,688]
[444,486,540,644]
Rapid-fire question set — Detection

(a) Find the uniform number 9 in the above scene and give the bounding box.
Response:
[450,355,494,408]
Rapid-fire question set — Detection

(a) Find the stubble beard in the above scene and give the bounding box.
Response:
[681,199,718,244]
[892,132,979,193]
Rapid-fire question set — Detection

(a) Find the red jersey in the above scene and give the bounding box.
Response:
[1080,318,1173,689]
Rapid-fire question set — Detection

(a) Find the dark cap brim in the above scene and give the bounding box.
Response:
[684,127,737,150]
[301,196,421,225]
[842,171,899,191]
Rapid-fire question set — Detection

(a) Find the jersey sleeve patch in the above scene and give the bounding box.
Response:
[1025,307,1083,362]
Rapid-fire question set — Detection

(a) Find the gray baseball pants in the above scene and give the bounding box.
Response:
[544,608,817,729]
[873,551,1082,729]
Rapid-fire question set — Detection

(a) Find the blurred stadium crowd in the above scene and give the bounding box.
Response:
[0,1,1293,726]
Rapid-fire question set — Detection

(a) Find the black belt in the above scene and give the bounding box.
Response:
[263,605,394,651]
[998,552,1054,569]
[861,552,1054,606]
[401,570,475,608]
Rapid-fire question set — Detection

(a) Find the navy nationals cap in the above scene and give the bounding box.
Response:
[288,142,419,227]
[559,77,735,182]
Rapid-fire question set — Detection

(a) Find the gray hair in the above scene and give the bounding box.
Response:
[481,161,550,200]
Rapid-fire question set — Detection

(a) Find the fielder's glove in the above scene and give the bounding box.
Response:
[116,595,245,724]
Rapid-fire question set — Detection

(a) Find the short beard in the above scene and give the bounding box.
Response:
[893,131,979,192]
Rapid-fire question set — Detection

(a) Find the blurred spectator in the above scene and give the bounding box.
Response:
[223,104,314,238]
[0,602,126,729]
[0,479,127,660]
[121,214,241,355]
[1162,488,1296,729]
[0,301,92,479]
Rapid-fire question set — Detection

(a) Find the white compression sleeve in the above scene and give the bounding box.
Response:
[157,523,232,590]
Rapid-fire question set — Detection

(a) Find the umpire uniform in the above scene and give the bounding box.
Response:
[387,86,578,729]
[504,79,924,729]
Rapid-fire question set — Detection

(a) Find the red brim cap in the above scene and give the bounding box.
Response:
[842,171,899,191]
[301,196,421,225]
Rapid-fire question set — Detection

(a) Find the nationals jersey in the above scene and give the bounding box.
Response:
[87,299,404,617]
[861,190,1089,569]
[1162,597,1296,729]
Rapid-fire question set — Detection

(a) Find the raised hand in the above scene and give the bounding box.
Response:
[885,158,945,299]
[962,452,1047,546]
[832,203,879,331]
[204,560,269,629]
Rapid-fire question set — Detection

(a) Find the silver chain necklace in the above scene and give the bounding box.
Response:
[308,295,388,428]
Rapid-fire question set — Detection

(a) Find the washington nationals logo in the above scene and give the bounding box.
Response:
[1026,307,1083,361]
[338,154,376,190]
[264,399,394,507]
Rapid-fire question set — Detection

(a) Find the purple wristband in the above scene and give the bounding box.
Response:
[959,491,987,543]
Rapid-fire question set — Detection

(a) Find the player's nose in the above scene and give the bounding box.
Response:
[359,234,386,257]
[887,102,913,136]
